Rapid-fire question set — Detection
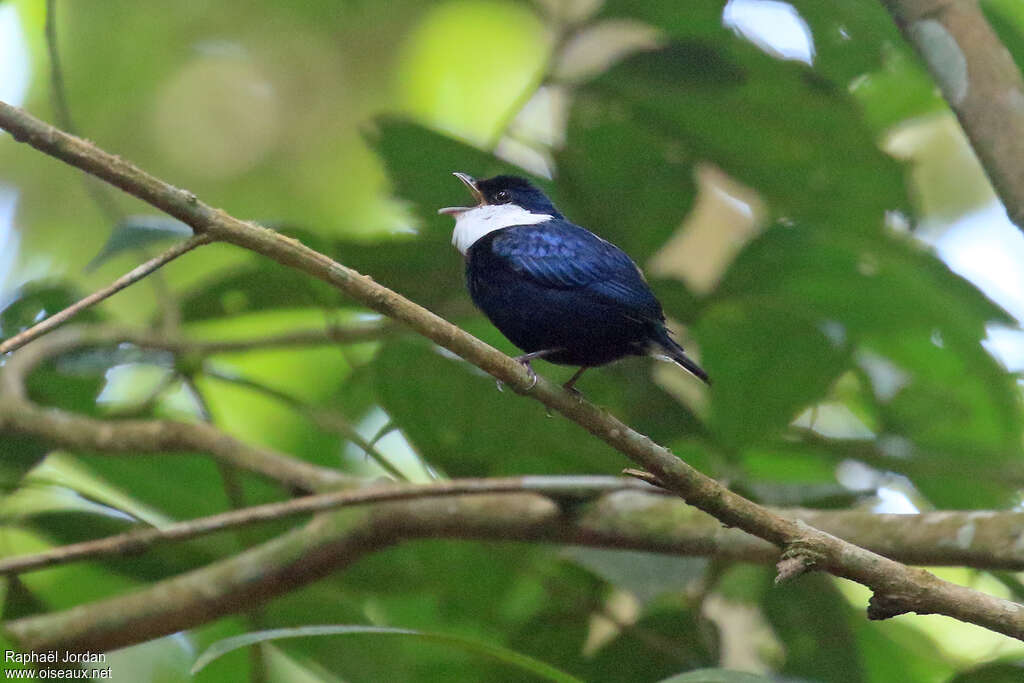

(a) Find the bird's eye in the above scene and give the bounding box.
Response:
[494,190,511,203]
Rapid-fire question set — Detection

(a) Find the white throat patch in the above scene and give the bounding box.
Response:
[451,204,553,255]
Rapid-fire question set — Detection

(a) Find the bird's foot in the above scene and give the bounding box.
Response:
[513,355,539,390]
[496,354,541,392]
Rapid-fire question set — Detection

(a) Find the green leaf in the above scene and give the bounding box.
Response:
[191,625,584,683]
[86,215,193,271]
[178,257,340,321]
[851,47,946,133]
[784,1,900,83]
[984,0,1024,73]
[373,331,624,477]
[865,329,1022,508]
[573,40,907,232]
[0,282,99,340]
[713,225,1013,333]
[25,354,108,416]
[330,239,464,311]
[762,574,862,683]
[563,547,707,604]
[699,297,851,448]
[852,617,954,683]
[704,222,1022,503]
[556,97,697,261]
[581,609,719,682]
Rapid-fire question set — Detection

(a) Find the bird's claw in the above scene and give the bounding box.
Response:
[513,355,540,390]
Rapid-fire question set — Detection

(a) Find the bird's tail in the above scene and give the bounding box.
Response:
[655,333,711,385]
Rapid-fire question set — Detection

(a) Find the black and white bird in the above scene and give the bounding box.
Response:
[439,172,709,391]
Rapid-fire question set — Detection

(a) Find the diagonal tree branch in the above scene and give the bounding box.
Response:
[881,0,1024,229]
[0,477,648,574]
[0,328,354,493]
[0,100,1021,639]
[1,476,1022,577]
[7,486,1024,653]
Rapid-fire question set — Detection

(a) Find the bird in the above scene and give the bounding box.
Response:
[438,172,710,391]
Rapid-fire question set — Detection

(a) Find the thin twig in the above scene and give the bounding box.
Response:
[0,234,211,356]
[621,468,666,488]
[0,476,646,575]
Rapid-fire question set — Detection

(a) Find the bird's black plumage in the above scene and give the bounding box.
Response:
[440,173,709,388]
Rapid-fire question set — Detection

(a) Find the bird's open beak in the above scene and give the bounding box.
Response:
[438,172,485,216]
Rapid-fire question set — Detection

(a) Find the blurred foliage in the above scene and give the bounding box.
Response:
[2,0,1024,681]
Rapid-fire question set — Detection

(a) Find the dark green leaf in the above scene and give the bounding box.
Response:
[557,99,697,261]
[191,624,585,682]
[86,216,192,271]
[0,282,99,340]
[0,434,50,494]
[762,574,862,683]
[573,41,907,232]
[330,238,464,311]
[373,330,624,476]
[581,608,719,682]
[563,547,707,604]
[785,1,902,83]
[699,298,851,448]
[705,222,1022,502]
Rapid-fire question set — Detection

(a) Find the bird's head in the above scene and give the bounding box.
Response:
[439,173,562,219]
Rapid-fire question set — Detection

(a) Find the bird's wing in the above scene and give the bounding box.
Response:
[489,222,664,320]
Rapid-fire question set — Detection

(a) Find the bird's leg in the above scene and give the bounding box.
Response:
[562,367,588,394]
[497,349,562,392]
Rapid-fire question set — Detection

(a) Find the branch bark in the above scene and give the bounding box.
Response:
[881,0,1024,229]
[0,328,354,493]
[9,487,1024,653]
[0,100,1021,639]
[2,476,1022,577]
